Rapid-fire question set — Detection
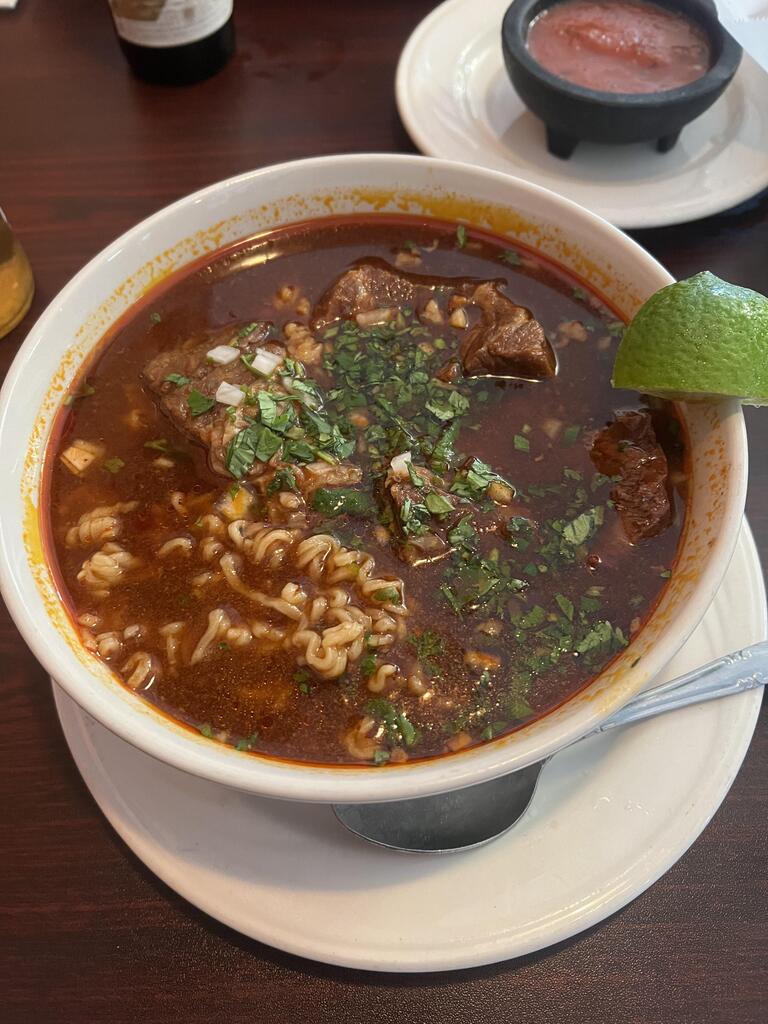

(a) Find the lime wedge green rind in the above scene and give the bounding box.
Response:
[612,271,768,406]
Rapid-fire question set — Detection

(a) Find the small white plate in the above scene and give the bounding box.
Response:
[396,0,768,229]
[53,524,765,972]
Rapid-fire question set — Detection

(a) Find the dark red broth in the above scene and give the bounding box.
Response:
[45,215,687,766]
[527,0,712,94]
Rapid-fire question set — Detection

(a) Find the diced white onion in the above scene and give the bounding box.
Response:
[542,417,563,440]
[389,451,413,480]
[206,345,241,366]
[421,299,443,324]
[449,307,468,329]
[249,349,284,377]
[215,381,245,406]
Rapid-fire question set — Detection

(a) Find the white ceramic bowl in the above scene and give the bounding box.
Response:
[0,154,747,803]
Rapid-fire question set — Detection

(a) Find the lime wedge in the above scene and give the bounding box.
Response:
[612,271,768,405]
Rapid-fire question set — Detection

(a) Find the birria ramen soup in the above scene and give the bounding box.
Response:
[44,215,687,766]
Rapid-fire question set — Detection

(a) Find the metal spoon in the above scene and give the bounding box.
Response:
[334,641,768,854]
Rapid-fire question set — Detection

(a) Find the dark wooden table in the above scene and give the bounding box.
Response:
[1,3,765,1021]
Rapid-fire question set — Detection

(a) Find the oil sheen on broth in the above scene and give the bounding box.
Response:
[47,216,686,766]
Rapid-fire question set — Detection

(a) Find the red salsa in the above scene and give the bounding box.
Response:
[527,0,712,94]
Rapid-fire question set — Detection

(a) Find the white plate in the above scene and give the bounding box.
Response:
[53,524,765,972]
[396,0,768,229]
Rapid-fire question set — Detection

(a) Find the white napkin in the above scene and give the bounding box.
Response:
[0,1,20,9]
[716,0,768,71]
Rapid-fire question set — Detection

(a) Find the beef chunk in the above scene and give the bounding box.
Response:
[142,322,288,478]
[389,481,451,567]
[460,283,556,379]
[591,411,672,543]
[382,461,455,566]
[312,264,417,328]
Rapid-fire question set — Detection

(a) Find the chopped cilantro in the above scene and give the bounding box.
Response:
[501,249,522,266]
[398,495,429,537]
[513,434,530,453]
[555,594,574,621]
[144,438,171,452]
[562,506,604,546]
[312,488,372,517]
[507,693,534,720]
[425,390,469,422]
[398,715,418,747]
[443,545,526,615]
[407,461,427,488]
[103,457,125,474]
[225,422,283,478]
[267,466,299,495]
[408,630,444,669]
[149,312,162,324]
[576,621,615,655]
[359,651,377,678]
[373,587,401,604]
[425,492,454,516]
[440,584,463,614]
[164,373,191,387]
[562,425,581,447]
[456,224,467,248]
[365,698,420,748]
[430,421,459,474]
[236,322,260,339]
[518,605,546,629]
[481,721,507,741]
[235,731,259,752]
[373,750,391,765]
[187,389,215,417]
[198,723,214,738]
[447,515,476,548]
[451,458,514,501]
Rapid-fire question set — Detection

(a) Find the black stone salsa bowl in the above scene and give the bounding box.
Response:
[501,0,743,158]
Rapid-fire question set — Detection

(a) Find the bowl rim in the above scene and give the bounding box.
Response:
[501,0,743,107]
[0,152,748,803]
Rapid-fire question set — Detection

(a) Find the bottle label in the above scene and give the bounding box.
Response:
[109,1,232,48]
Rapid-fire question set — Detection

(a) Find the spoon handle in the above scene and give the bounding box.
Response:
[597,640,768,732]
